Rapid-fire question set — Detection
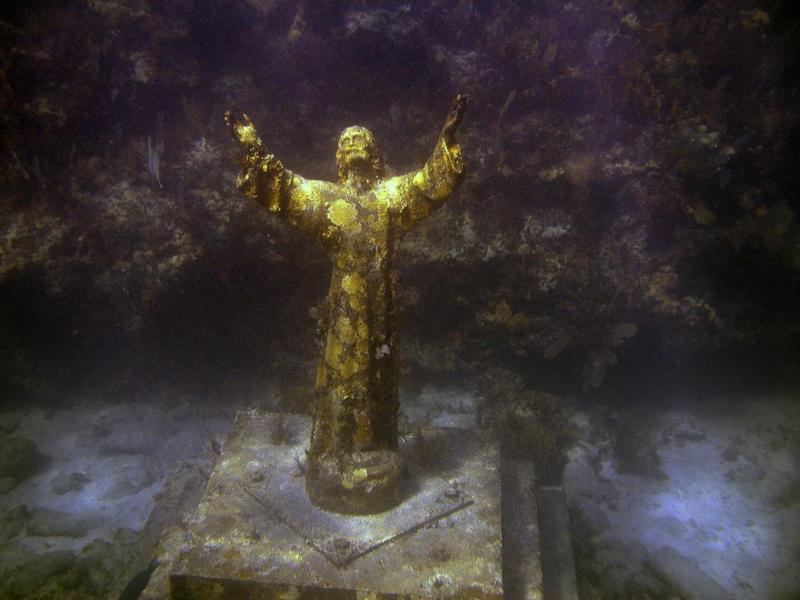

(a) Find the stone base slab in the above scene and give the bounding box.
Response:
[170,410,503,599]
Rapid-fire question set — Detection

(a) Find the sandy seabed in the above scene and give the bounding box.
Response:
[0,385,799,599]
[565,393,800,599]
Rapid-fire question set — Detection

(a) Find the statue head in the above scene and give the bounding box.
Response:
[336,126,385,183]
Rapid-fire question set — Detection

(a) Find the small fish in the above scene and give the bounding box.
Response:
[293,453,307,478]
[210,438,222,456]
[118,557,160,600]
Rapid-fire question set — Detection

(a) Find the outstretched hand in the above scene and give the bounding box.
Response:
[224,111,264,156]
[441,93,467,145]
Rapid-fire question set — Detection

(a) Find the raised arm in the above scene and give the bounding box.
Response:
[385,94,466,232]
[225,111,333,235]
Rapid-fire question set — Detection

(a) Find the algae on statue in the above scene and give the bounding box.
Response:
[225,94,466,514]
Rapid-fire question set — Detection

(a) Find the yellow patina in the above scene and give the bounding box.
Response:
[237,122,259,148]
[342,273,366,311]
[225,96,465,514]
[352,468,369,482]
[324,336,342,367]
[342,273,366,295]
[328,199,360,231]
[340,358,358,380]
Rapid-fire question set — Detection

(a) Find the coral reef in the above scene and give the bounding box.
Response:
[0,434,43,490]
[0,0,797,398]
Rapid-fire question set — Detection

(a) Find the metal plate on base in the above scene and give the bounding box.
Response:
[170,410,503,599]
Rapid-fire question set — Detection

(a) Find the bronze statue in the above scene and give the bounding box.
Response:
[225,94,466,514]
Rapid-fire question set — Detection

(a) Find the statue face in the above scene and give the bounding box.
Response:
[336,126,380,180]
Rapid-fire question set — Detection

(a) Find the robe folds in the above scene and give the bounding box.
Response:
[237,134,463,476]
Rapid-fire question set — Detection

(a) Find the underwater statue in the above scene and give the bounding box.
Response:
[225,94,466,514]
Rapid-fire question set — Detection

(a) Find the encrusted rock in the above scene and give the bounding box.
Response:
[0,434,44,481]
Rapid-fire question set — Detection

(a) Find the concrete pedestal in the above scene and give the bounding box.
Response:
[170,410,504,599]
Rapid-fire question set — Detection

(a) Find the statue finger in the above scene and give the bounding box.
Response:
[224,111,244,142]
[448,95,458,114]
[443,95,465,133]
[455,94,467,118]
[446,94,465,124]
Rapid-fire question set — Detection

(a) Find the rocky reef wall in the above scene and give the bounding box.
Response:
[1,0,798,400]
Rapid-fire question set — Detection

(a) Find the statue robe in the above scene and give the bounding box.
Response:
[237,134,463,478]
